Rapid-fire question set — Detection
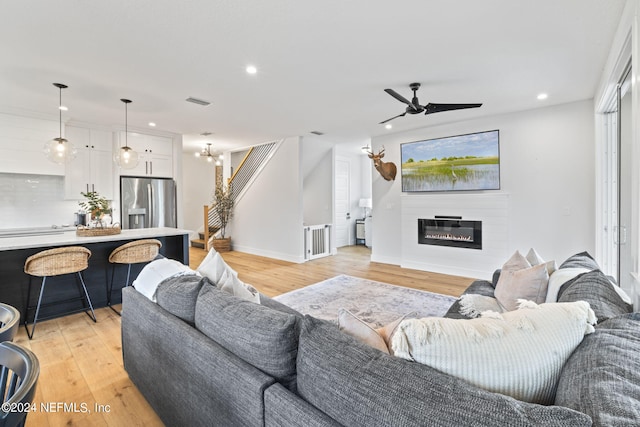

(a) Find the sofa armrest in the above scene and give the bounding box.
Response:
[264,383,343,427]
[122,287,275,427]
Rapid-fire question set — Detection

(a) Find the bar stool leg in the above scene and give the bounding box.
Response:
[125,264,132,287]
[24,276,33,327]
[26,277,47,340]
[78,272,97,323]
[107,264,116,307]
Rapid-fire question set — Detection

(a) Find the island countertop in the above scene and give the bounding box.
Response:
[0,227,192,323]
[0,227,192,251]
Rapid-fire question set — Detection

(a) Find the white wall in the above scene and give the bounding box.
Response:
[302,136,333,225]
[181,152,217,240]
[371,100,596,279]
[229,137,305,262]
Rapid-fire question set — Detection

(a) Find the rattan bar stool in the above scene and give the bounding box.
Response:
[23,246,96,339]
[107,239,162,315]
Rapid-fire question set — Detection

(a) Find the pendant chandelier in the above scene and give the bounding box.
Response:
[195,143,222,165]
[44,83,77,164]
[114,98,139,169]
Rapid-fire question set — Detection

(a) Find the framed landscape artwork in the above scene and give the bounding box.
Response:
[400,129,500,192]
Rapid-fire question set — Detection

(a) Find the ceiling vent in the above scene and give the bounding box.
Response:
[310,131,324,135]
[186,97,211,106]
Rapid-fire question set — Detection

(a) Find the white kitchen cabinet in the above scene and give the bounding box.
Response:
[0,114,65,175]
[116,132,174,178]
[64,126,114,200]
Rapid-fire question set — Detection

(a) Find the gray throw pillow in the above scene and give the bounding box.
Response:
[556,313,640,424]
[195,285,301,391]
[296,316,591,427]
[557,270,632,323]
[156,275,210,324]
[559,251,600,270]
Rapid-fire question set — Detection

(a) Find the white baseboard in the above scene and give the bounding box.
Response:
[231,244,306,264]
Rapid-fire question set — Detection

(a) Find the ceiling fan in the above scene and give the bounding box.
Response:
[380,83,482,124]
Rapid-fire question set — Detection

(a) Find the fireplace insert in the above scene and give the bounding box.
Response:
[418,217,482,250]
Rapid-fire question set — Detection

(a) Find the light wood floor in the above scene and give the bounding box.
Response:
[16,246,474,426]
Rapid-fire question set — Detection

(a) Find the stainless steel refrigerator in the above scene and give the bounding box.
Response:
[120,177,177,229]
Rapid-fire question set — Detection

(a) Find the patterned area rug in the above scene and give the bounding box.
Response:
[274,274,457,327]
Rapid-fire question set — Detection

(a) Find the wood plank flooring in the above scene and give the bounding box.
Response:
[16,246,474,426]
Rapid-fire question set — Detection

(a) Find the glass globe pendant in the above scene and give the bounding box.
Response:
[114,98,139,169]
[44,83,77,164]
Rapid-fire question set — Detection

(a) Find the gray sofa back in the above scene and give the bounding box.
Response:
[296,315,592,427]
[195,285,301,391]
[122,286,275,427]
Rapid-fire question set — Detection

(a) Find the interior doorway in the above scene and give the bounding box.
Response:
[334,158,351,247]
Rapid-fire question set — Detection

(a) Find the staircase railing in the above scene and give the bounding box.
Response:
[202,140,279,250]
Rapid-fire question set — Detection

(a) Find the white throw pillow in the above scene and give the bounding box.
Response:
[391,300,596,405]
[198,248,260,303]
[545,267,589,303]
[197,248,236,284]
[525,248,557,276]
[132,258,197,302]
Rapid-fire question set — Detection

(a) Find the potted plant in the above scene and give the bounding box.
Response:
[79,191,112,227]
[210,181,234,252]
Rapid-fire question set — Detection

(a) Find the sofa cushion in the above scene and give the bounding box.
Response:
[155,274,209,324]
[555,313,640,425]
[557,270,633,322]
[195,285,300,390]
[391,301,596,404]
[297,316,592,427]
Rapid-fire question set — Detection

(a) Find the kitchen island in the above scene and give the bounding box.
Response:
[0,227,190,323]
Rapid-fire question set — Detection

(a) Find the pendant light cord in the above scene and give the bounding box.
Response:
[58,86,62,140]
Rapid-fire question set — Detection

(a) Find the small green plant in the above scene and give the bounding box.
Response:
[79,191,111,221]
[212,181,234,238]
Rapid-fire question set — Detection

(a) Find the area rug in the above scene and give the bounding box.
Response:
[274,274,457,327]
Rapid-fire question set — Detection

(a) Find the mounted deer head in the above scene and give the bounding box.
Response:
[367,147,397,181]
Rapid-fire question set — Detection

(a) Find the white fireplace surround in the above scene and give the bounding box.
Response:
[401,192,510,279]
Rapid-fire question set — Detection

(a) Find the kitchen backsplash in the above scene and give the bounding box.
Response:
[0,173,79,229]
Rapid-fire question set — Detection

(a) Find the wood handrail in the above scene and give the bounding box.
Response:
[228,146,254,185]
[203,204,210,251]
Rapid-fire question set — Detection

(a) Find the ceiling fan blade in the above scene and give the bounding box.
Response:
[379,112,406,124]
[384,89,416,109]
[424,103,482,115]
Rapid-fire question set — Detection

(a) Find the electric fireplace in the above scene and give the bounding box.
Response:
[418,216,482,250]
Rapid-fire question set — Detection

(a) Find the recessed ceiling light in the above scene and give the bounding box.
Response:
[385,124,392,130]
[537,93,548,100]
[246,65,257,75]
[148,122,156,127]
[59,105,68,111]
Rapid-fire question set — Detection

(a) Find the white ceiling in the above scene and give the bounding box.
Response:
[0,0,626,155]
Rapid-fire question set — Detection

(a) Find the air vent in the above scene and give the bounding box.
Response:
[310,131,324,136]
[186,97,211,106]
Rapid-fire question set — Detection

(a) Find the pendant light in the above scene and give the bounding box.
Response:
[114,98,139,169]
[195,143,215,162]
[44,83,77,164]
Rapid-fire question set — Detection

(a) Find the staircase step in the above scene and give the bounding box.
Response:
[190,239,206,249]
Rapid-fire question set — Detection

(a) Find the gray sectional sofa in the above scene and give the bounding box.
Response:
[122,254,640,426]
